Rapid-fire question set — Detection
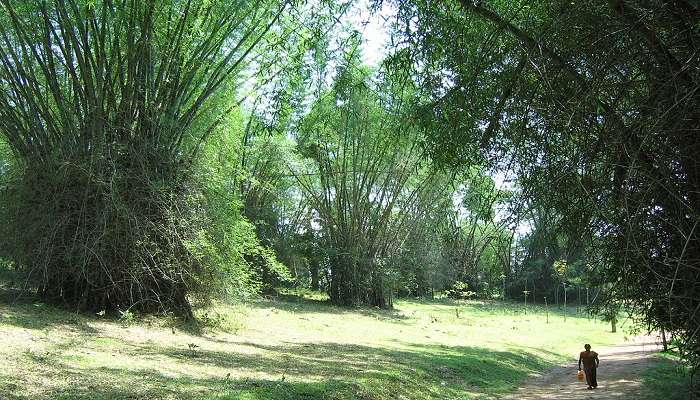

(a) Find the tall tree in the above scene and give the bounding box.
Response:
[0,0,286,318]
[389,0,700,376]
[292,57,444,307]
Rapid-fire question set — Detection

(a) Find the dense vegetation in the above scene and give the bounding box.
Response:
[0,0,291,319]
[387,0,700,381]
[0,0,697,395]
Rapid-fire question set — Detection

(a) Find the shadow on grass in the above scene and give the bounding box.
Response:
[0,363,365,400]
[246,293,412,323]
[0,333,554,400]
[0,285,567,399]
[0,287,101,334]
[641,354,692,400]
[0,285,199,336]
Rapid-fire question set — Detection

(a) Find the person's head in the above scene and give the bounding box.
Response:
[584,344,591,351]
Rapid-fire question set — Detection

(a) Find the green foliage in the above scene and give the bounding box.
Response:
[444,281,476,299]
[0,0,286,318]
[292,54,449,308]
[191,109,292,300]
[553,260,568,280]
[391,0,700,375]
[238,131,304,291]
[118,309,135,324]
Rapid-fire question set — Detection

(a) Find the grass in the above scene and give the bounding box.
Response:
[0,286,644,399]
[642,352,693,400]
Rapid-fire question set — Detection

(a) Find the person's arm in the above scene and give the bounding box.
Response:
[595,354,599,368]
[578,353,582,370]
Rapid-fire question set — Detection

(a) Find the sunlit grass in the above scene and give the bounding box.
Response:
[0,288,633,399]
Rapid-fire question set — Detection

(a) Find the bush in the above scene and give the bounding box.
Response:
[445,281,476,299]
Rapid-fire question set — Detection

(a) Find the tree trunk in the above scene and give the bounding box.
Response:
[309,260,320,291]
[564,284,567,321]
[661,328,668,351]
[369,272,393,309]
[577,287,581,313]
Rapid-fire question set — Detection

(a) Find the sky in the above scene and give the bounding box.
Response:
[350,0,394,67]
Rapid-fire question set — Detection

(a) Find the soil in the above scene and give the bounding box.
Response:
[502,335,663,399]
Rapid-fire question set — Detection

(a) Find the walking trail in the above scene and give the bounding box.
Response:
[502,335,662,399]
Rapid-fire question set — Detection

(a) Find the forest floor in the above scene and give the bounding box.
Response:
[0,286,689,399]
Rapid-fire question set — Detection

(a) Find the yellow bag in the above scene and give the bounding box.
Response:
[577,370,585,381]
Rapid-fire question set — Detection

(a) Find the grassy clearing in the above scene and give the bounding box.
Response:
[0,287,629,399]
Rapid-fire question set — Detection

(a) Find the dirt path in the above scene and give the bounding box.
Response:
[502,335,663,399]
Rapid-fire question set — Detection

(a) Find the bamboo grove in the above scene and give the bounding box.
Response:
[0,0,287,318]
[0,0,698,389]
[390,0,700,385]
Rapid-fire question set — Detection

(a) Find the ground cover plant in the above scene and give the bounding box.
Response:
[0,287,629,400]
[642,353,693,400]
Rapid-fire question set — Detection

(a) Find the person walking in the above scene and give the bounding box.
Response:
[578,343,600,389]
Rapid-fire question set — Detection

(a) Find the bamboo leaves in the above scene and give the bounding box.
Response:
[0,0,287,160]
[0,0,287,317]
[291,62,449,307]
